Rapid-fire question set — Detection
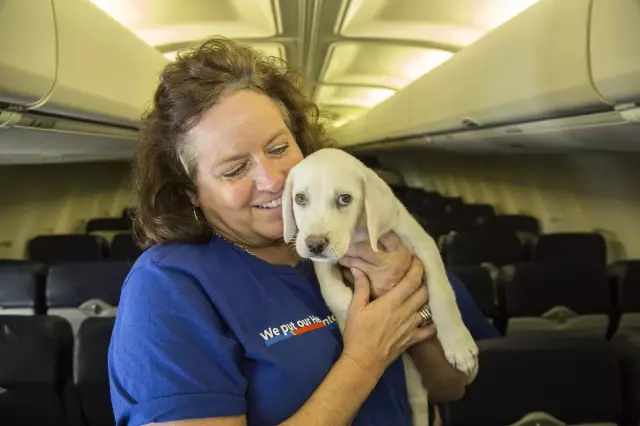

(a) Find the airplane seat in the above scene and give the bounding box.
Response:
[418,201,449,219]
[417,217,454,242]
[447,265,498,324]
[86,217,134,247]
[85,217,131,233]
[121,207,136,219]
[447,203,495,231]
[499,263,611,338]
[443,336,621,426]
[0,260,47,315]
[45,260,130,335]
[109,233,144,262]
[482,214,541,234]
[441,196,464,213]
[74,317,116,426]
[0,315,75,426]
[610,331,640,426]
[532,232,607,265]
[442,231,526,267]
[609,260,640,333]
[27,234,108,265]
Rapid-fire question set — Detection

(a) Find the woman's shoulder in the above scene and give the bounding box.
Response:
[119,239,231,303]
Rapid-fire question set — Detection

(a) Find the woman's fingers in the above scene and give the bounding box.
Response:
[378,231,402,251]
[344,241,381,265]
[339,256,374,274]
[404,285,429,313]
[408,323,437,346]
[384,257,424,305]
[348,268,371,313]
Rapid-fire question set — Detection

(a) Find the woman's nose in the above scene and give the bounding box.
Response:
[254,160,284,192]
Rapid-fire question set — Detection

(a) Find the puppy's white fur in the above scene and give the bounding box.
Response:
[282,148,478,426]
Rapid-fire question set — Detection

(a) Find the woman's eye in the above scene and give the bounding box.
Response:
[295,193,306,205]
[337,194,352,206]
[222,164,246,179]
[270,144,288,155]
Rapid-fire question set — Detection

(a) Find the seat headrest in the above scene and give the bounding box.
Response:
[0,261,46,308]
[500,263,610,316]
[74,317,115,383]
[46,260,130,308]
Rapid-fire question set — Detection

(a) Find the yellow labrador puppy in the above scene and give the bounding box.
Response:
[282,148,478,426]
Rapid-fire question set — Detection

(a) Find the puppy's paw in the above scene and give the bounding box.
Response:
[438,326,478,375]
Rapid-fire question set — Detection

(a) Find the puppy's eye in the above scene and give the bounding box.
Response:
[337,194,352,206]
[295,193,307,205]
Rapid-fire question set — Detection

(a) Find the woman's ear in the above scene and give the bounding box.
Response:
[186,189,199,207]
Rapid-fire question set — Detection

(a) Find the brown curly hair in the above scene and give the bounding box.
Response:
[131,37,332,249]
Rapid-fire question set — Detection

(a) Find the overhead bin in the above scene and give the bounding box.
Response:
[590,0,640,105]
[332,0,612,147]
[0,0,57,107]
[0,0,169,164]
[38,0,168,128]
[0,0,168,129]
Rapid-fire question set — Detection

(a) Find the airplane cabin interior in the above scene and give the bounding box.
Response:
[1,0,640,425]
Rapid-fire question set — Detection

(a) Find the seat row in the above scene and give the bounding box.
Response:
[0,315,114,426]
[0,259,129,335]
[443,332,639,426]
[26,233,142,265]
[389,185,610,265]
[441,230,608,267]
[2,314,639,426]
[25,227,609,271]
[450,259,640,338]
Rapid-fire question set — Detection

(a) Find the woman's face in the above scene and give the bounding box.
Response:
[188,89,303,247]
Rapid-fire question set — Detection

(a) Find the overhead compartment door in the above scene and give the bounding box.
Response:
[590,0,640,105]
[0,0,57,107]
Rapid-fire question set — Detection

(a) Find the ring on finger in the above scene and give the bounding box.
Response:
[418,306,433,327]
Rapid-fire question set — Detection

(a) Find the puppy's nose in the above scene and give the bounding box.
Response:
[306,236,328,255]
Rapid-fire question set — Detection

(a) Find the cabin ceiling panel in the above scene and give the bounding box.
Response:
[315,84,396,110]
[337,0,540,47]
[80,0,545,146]
[89,0,281,46]
[320,42,454,90]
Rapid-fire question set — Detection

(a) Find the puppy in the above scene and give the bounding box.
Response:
[282,148,478,426]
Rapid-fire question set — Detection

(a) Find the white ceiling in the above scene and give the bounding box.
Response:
[89,0,539,130]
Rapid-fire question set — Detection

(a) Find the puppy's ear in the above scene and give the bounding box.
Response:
[361,166,399,252]
[282,168,297,243]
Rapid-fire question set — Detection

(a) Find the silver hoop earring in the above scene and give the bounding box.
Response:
[193,206,202,225]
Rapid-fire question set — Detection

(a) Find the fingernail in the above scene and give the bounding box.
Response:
[350,267,360,276]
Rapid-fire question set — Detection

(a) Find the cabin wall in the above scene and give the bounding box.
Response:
[379,150,640,263]
[0,162,133,259]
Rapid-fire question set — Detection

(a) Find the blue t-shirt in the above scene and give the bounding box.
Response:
[108,237,497,426]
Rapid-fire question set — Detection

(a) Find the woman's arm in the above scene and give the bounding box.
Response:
[148,353,383,426]
[406,335,468,402]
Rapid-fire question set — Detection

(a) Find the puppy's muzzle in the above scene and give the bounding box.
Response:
[305,235,328,255]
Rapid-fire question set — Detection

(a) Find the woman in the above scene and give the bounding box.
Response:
[108,36,480,426]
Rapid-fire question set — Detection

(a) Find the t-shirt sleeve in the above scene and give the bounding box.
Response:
[108,261,247,426]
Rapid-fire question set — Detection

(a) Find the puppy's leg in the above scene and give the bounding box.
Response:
[393,203,478,376]
[313,262,353,333]
[402,353,429,426]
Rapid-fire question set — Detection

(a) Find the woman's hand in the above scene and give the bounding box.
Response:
[341,258,434,374]
[339,232,413,299]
